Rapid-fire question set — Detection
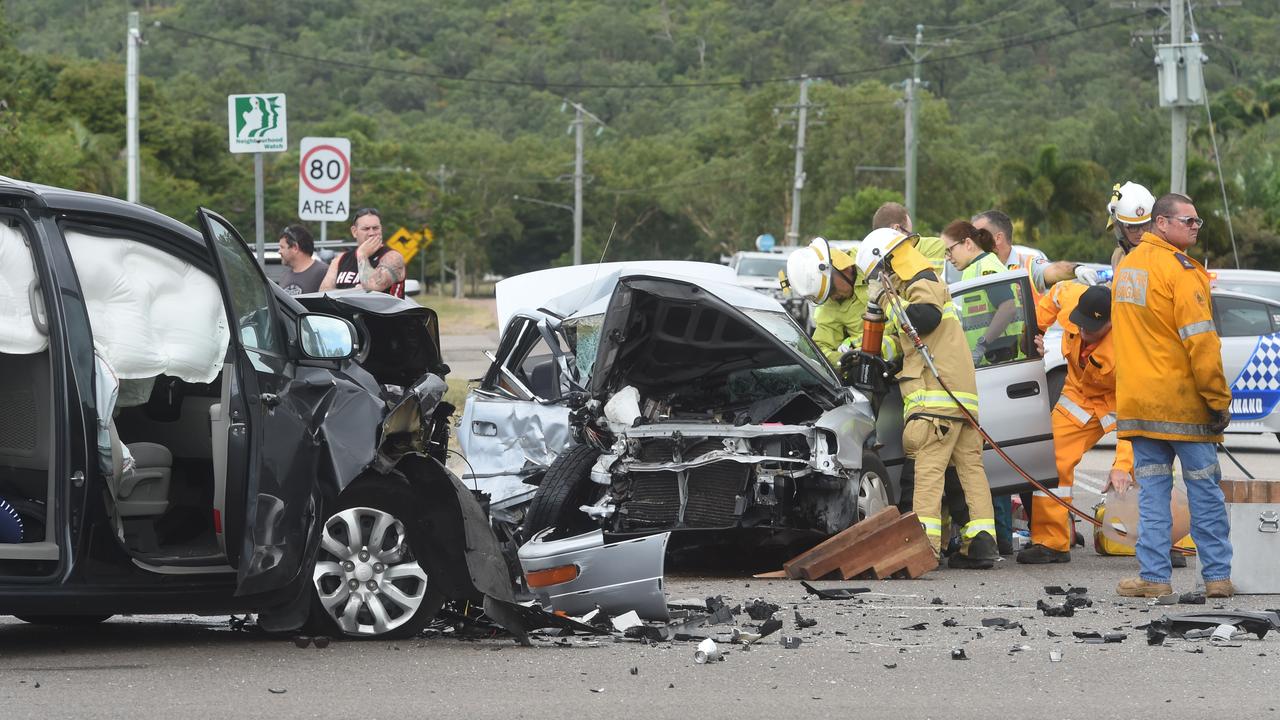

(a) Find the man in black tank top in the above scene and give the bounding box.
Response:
[319,207,406,298]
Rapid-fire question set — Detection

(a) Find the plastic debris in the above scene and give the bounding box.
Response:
[1147,626,1168,645]
[780,636,803,649]
[758,617,783,639]
[942,618,959,627]
[1179,592,1206,605]
[1037,599,1076,617]
[694,638,723,664]
[902,622,929,631]
[794,610,817,629]
[745,599,781,621]
[982,617,1011,627]
[268,688,287,695]
[883,663,898,669]
[800,581,870,600]
[1142,611,1280,640]
[1154,594,1179,606]
[590,688,606,693]
[931,597,944,605]
[1049,650,1063,662]
[611,610,644,633]
[951,648,968,660]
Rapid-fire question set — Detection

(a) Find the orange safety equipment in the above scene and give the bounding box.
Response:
[1113,233,1232,442]
[861,301,886,355]
[1032,282,1134,552]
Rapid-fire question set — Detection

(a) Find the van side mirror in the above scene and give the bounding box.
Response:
[298,314,358,360]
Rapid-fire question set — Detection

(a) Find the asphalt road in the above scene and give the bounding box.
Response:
[3,439,1277,720]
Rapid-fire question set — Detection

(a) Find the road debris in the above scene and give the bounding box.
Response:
[268,688,287,695]
[1073,631,1126,644]
[1050,650,1063,662]
[793,610,817,629]
[799,580,870,600]
[1178,592,1206,605]
[744,599,781,621]
[694,638,723,663]
[951,648,969,660]
[780,636,803,649]
[1140,610,1280,640]
[902,622,929,631]
[1036,599,1076,617]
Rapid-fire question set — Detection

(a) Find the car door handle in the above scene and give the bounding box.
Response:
[257,393,281,408]
[1006,381,1040,399]
[471,421,498,437]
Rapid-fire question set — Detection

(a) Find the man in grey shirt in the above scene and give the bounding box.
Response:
[276,224,328,295]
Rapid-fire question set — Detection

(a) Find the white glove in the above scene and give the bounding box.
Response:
[837,337,856,354]
[1074,265,1102,286]
[867,276,886,305]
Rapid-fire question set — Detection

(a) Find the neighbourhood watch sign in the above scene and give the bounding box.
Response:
[227,93,288,153]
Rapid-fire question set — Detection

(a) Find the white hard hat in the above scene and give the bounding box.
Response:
[783,237,853,305]
[854,227,912,278]
[1106,181,1155,229]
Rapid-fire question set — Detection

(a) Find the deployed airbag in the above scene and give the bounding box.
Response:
[65,231,229,383]
[0,222,47,354]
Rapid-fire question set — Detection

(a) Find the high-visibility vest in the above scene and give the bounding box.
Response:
[958,252,1023,364]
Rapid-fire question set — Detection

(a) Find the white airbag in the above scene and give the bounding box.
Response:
[66,231,229,384]
[0,222,48,354]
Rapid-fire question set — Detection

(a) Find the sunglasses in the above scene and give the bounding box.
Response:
[1162,215,1204,229]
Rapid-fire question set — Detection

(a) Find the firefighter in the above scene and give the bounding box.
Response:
[1107,180,1156,267]
[849,228,999,568]
[1112,192,1234,598]
[1018,283,1132,563]
[795,237,863,367]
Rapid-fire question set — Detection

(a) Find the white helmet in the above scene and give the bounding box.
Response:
[854,227,912,279]
[783,237,854,305]
[1106,181,1155,229]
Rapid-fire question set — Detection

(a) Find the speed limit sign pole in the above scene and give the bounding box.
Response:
[298,137,352,245]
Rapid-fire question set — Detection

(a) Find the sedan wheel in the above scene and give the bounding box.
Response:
[310,480,444,639]
[857,453,893,523]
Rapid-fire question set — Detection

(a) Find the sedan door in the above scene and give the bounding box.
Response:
[1213,293,1280,433]
[948,271,1057,494]
[196,209,320,596]
[456,314,573,508]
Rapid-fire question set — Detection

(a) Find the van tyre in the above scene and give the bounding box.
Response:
[308,477,444,640]
[523,444,604,538]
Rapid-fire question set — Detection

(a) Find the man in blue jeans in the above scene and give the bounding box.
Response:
[1111,193,1234,598]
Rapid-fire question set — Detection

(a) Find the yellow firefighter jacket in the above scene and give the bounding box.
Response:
[1112,232,1231,442]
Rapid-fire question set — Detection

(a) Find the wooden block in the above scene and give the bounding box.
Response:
[752,570,788,579]
[783,506,900,580]
[829,512,933,581]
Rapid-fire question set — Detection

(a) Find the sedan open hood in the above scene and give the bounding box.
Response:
[587,273,840,409]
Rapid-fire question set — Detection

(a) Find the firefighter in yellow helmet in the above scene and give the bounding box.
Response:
[1107,180,1156,267]
[851,228,998,568]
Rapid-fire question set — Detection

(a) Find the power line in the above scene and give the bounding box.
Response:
[150,12,1145,92]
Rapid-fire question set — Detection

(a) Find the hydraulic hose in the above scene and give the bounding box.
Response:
[877,276,1195,554]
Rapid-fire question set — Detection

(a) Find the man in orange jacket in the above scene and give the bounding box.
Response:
[1017,284,1132,563]
[1112,193,1234,598]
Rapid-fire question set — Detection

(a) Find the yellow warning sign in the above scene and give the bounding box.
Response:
[385,227,421,262]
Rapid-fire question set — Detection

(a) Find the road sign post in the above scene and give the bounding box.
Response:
[228,93,288,263]
[298,137,352,227]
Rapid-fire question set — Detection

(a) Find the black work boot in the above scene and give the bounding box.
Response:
[1016,543,1071,564]
[948,532,997,569]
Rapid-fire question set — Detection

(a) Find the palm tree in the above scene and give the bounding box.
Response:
[995,145,1106,242]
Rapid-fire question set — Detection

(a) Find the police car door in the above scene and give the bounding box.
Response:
[1212,293,1280,432]
[948,270,1057,494]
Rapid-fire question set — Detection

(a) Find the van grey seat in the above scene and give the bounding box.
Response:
[107,423,172,518]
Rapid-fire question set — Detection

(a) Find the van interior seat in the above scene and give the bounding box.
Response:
[107,423,172,518]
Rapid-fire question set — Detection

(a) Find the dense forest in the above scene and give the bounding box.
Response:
[2,0,1278,286]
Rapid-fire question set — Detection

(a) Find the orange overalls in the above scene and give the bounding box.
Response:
[1033,283,1134,552]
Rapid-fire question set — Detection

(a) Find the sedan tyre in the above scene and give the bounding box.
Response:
[523,444,604,537]
[309,478,444,640]
[857,451,893,523]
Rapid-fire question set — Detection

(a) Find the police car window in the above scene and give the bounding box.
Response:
[204,215,283,356]
[1215,296,1273,338]
[951,278,1035,368]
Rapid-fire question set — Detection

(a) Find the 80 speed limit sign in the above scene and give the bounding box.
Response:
[298,137,351,221]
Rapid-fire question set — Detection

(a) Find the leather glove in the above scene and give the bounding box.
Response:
[866,276,886,306]
[1208,408,1232,434]
[971,337,987,366]
[1074,265,1103,286]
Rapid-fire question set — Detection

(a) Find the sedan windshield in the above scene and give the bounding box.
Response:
[736,256,787,278]
[741,309,839,386]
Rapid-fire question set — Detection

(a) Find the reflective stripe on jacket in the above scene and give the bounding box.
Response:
[1112,232,1231,442]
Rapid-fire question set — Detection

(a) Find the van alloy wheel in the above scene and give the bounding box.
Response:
[313,506,430,637]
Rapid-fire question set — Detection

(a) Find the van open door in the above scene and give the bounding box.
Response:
[196,209,320,596]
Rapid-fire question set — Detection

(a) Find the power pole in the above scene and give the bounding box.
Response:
[777,76,822,246]
[125,11,142,203]
[563,100,605,265]
[1115,0,1239,194]
[885,25,948,221]
[427,164,454,296]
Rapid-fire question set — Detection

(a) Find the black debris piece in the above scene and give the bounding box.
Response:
[1020,626,1029,637]
[1074,631,1126,644]
[1141,611,1280,640]
[902,622,929,631]
[1047,630,1060,637]
[942,618,959,627]
[800,581,870,600]
[794,610,818,629]
[705,596,728,614]
[1037,599,1076,617]
[1186,646,1204,654]
[745,599,781,621]
[590,688,605,694]
[951,648,968,660]
[624,625,671,642]
[1178,592,1207,605]
[268,688,287,695]
[229,615,252,631]
[1044,586,1066,596]
[835,630,848,636]
[668,683,675,689]
[781,636,803,649]
[931,597,945,605]
[884,663,898,669]
[982,617,1011,627]
[587,609,615,631]
[707,606,736,626]
[1147,626,1168,645]
[1065,591,1094,609]
[630,667,639,676]
[758,617,784,639]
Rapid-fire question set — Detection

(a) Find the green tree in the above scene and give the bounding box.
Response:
[996,145,1107,243]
